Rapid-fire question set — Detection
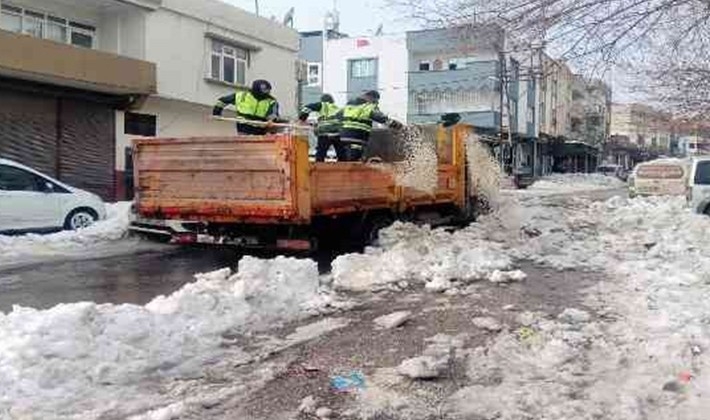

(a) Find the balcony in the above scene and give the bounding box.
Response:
[408,61,500,92]
[0,29,156,95]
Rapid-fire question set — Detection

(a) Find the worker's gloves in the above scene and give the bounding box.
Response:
[212,107,223,116]
[388,120,404,130]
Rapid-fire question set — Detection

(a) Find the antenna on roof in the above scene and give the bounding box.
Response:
[324,0,340,33]
[283,7,294,27]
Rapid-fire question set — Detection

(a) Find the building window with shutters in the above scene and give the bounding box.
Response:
[210,40,248,86]
[124,113,157,137]
[0,3,96,48]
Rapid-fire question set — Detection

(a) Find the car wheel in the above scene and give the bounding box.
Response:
[64,208,98,230]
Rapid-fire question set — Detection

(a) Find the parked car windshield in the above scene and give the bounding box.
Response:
[694,161,710,185]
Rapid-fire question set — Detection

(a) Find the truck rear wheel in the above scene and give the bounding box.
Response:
[363,214,395,246]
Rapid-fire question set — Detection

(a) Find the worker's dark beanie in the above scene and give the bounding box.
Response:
[365,90,380,101]
[321,94,334,103]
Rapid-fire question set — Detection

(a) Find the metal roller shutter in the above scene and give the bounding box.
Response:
[0,89,58,176]
[59,99,115,200]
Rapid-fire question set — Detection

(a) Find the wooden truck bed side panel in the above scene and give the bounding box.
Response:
[310,163,397,215]
[133,135,310,223]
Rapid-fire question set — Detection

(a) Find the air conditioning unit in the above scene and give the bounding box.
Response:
[296,60,308,82]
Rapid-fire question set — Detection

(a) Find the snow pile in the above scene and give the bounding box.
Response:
[0,202,132,261]
[445,309,613,419]
[0,256,324,419]
[527,173,625,194]
[393,125,439,193]
[332,222,518,292]
[465,194,710,418]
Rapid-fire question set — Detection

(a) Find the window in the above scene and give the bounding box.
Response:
[0,4,95,48]
[695,161,710,185]
[419,61,431,71]
[351,58,376,78]
[69,21,96,48]
[0,4,22,32]
[0,165,45,192]
[307,62,321,87]
[46,16,67,43]
[125,112,157,137]
[23,9,43,37]
[210,40,248,86]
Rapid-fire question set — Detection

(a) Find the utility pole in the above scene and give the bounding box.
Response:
[254,0,259,16]
[499,52,505,170]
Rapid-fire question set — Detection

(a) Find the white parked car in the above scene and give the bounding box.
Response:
[0,158,106,234]
[687,156,710,215]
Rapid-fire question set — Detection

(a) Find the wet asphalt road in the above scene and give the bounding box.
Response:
[0,244,341,312]
[0,247,243,312]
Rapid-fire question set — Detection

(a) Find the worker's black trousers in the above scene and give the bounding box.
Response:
[340,138,365,162]
[315,135,345,162]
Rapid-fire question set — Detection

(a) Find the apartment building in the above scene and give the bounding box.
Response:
[539,56,573,139]
[406,26,505,131]
[0,0,156,199]
[298,30,346,108]
[322,33,408,122]
[570,76,612,146]
[0,0,299,200]
[610,103,672,151]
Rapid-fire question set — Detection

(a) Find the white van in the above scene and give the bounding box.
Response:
[687,156,710,215]
[629,159,690,198]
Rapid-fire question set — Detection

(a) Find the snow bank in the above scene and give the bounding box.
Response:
[527,173,625,194]
[0,202,131,262]
[0,256,324,419]
[332,222,518,292]
[453,193,710,418]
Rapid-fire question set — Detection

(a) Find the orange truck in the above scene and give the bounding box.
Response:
[129,124,478,251]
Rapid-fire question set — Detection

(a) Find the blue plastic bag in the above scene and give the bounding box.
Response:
[330,371,366,393]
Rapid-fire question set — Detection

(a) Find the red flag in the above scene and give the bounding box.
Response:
[356,39,370,48]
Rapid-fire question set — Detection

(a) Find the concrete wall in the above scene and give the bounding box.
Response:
[115,96,235,171]
[142,1,298,116]
[323,34,408,122]
[99,9,147,60]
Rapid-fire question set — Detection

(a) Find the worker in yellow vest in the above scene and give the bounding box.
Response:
[212,79,279,135]
[299,94,343,161]
[337,90,403,161]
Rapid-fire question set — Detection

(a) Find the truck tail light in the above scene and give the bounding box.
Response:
[171,232,197,244]
[276,239,311,251]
